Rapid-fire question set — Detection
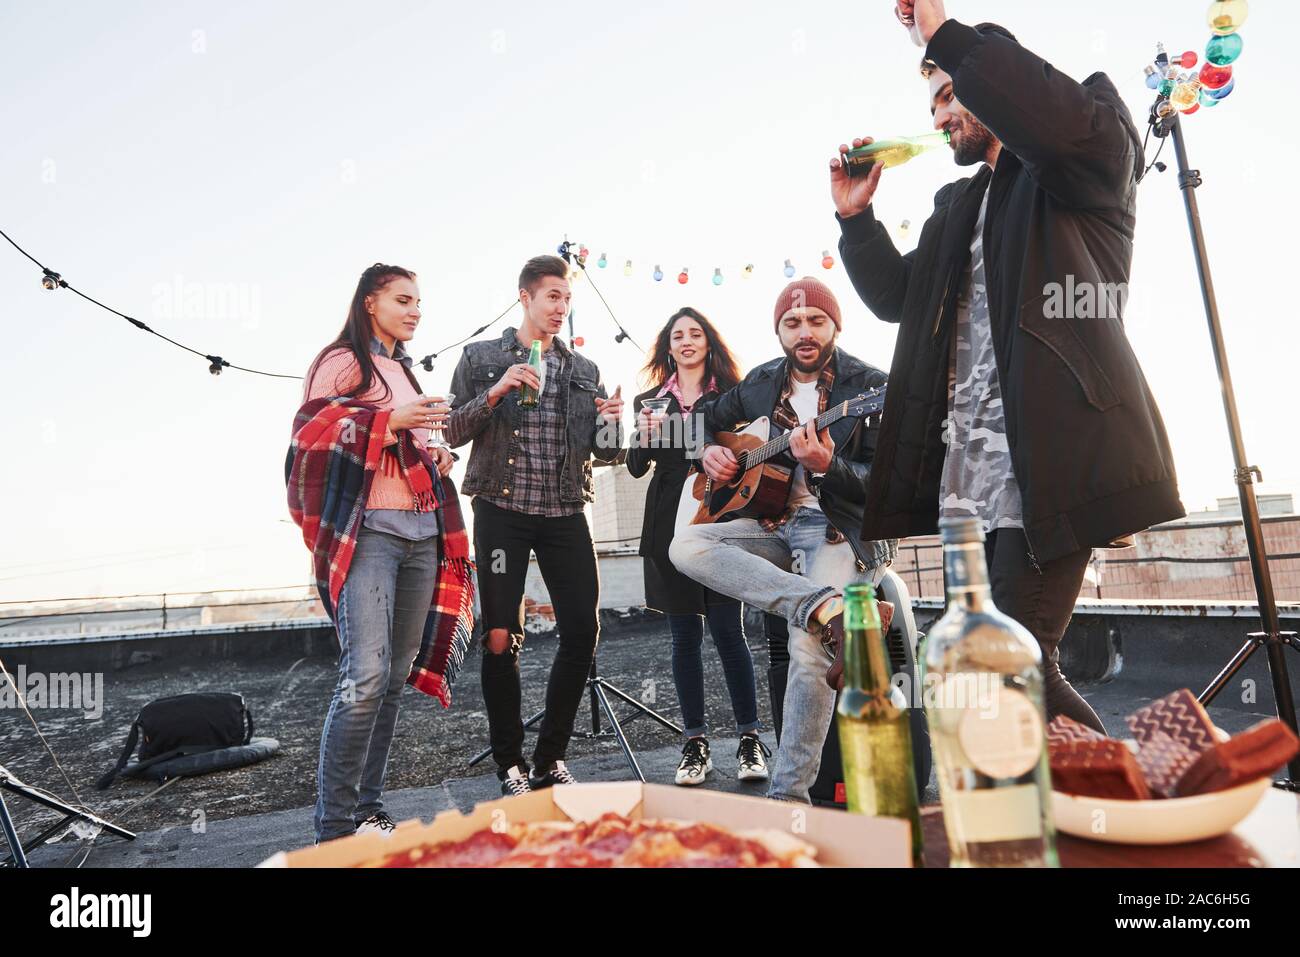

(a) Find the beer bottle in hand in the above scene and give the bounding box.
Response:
[519,339,543,410]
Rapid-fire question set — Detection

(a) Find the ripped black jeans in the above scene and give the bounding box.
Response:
[472,498,600,775]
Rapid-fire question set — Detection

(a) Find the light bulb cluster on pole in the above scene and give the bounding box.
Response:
[1144,0,1246,116]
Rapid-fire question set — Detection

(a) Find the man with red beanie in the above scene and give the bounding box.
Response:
[670,277,896,804]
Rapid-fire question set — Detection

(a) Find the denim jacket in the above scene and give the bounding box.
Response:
[446,327,623,506]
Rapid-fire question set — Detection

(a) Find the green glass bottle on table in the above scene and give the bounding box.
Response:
[519,339,543,410]
[836,583,923,867]
[924,517,1058,868]
[840,131,950,177]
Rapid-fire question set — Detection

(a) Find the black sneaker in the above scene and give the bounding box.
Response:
[736,733,772,782]
[354,811,397,835]
[528,760,577,790]
[499,764,532,797]
[675,737,712,786]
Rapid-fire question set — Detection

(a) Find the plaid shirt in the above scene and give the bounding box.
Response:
[478,344,583,518]
[760,356,845,544]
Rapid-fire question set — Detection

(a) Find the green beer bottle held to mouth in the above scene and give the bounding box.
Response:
[837,583,923,866]
[519,339,543,410]
[841,131,951,177]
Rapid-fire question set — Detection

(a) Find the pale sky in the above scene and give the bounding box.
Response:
[3,0,1294,602]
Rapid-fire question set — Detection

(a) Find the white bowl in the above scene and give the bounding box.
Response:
[1051,775,1272,845]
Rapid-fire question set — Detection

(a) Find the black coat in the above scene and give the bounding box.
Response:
[626,385,732,616]
[839,19,1184,564]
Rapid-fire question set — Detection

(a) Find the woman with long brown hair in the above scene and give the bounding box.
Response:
[626,307,770,787]
[294,263,462,844]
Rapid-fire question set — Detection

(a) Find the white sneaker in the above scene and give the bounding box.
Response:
[675,737,713,786]
[529,760,578,789]
[355,811,397,836]
[500,765,533,797]
[736,734,772,782]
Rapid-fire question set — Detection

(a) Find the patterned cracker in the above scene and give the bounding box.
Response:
[1125,688,1216,755]
[1047,715,1106,751]
[1134,731,1199,798]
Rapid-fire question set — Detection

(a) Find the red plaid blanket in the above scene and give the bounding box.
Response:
[286,396,475,707]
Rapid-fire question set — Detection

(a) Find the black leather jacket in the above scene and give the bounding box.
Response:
[695,348,897,572]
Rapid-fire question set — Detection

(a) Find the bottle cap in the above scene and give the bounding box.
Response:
[938,516,985,545]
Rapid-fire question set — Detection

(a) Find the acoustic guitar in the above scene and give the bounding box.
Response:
[675,388,886,532]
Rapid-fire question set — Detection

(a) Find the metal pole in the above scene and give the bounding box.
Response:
[1168,114,1300,782]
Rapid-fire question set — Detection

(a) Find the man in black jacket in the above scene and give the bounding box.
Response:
[670,278,896,803]
[833,3,1185,732]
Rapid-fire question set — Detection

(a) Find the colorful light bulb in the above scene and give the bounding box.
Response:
[1198,87,1222,107]
[653,265,663,282]
[1206,32,1243,66]
[1156,99,1178,120]
[1207,0,1248,36]
[1181,101,1201,115]
[783,259,795,278]
[1206,76,1235,99]
[1175,50,1199,68]
[821,250,834,269]
[597,253,607,269]
[573,336,585,347]
[1171,80,1202,111]
[712,268,723,286]
[1199,61,1232,90]
[1158,78,1175,97]
[1145,66,1160,89]
[678,268,689,284]
[624,259,633,277]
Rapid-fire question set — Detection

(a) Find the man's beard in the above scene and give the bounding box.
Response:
[950,114,995,166]
[784,339,836,376]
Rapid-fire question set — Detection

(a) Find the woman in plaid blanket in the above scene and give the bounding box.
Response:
[287,263,475,845]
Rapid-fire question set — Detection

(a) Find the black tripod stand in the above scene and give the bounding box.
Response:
[0,764,135,867]
[1148,100,1300,789]
[468,655,683,782]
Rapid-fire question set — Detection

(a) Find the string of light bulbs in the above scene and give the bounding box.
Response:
[1,226,300,379]
[0,225,522,380]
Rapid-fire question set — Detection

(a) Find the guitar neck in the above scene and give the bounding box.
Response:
[742,402,849,470]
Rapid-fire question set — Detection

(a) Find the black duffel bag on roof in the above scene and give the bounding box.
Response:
[96,692,254,789]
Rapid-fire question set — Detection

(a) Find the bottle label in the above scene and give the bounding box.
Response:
[957,686,1044,779]
[946,784,1043,843]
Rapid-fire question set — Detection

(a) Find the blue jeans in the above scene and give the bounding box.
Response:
[314,527,440,842]
[670,507,885,803]
[667,601,760,739]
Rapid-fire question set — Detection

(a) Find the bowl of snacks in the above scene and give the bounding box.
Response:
[1049,689,1298,845]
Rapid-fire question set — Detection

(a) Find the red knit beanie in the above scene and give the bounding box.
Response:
[773,277,842,332]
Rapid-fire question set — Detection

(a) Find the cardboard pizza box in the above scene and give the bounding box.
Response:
[259,782,913,868]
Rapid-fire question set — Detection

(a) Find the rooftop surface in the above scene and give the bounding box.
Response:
[2,615,1294,867]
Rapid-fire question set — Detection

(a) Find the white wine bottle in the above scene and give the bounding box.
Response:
[841,131,950,178]
[924,517,1058,867]
[837,583,923,866]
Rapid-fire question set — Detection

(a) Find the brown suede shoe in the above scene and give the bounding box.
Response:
[822,599,895,691]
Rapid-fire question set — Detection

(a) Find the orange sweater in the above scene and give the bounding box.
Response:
[303,347,432,511]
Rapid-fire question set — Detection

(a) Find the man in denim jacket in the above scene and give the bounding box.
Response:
[447,255,623,795]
